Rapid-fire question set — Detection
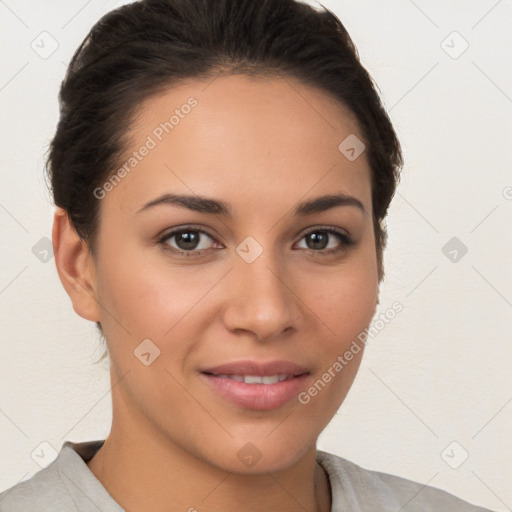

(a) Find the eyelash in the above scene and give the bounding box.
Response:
[157,225,354,258]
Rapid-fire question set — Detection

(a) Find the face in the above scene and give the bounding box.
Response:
[87,73,378,473]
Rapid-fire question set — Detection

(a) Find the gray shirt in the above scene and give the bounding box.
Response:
[0,440,494,511]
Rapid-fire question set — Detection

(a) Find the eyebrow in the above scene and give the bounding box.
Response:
[137,192,366,216]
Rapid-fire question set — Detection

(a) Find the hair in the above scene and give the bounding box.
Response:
[46,0,403,361]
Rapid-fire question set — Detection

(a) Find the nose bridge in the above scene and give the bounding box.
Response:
[223,244,296,339]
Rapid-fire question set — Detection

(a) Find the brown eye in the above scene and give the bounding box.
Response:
[160,229,217,252]
[295,228,353,253]
[173,231,201,250]
[305,231,330,250]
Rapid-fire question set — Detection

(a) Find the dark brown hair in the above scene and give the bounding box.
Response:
[46,0,403,353]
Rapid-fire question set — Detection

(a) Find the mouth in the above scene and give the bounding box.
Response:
[199,360,311,410]
[201,372,307,384]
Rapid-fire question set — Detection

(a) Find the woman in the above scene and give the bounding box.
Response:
[0,0,496,510]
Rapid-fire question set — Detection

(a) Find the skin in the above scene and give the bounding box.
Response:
[53,73,379,512]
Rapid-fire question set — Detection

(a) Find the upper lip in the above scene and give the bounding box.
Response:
[200,360,310,377]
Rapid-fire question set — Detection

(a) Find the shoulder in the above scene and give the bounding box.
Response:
[0,457,72,511]
[316,450,494,512]
[0,440,110,512]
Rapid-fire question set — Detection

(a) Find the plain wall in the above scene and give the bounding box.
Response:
[0,0,510,510]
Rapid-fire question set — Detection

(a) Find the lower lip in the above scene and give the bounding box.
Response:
[200,373,309,410]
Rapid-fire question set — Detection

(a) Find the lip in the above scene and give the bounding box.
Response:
[200,359,310,377]
[199,359,310,411]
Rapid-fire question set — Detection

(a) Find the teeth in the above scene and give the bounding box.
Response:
[244,375,265,384]
[215,374,292,384]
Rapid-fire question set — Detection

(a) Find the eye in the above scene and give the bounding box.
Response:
[295,227,353,253]
[158,225,353,257]
[159,227,219,254]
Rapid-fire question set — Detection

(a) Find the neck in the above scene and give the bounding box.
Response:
[86,413,331,512]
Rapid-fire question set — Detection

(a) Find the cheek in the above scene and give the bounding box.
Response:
[302,256,378,346]
[95,239,218,338]
[294,261,376,422]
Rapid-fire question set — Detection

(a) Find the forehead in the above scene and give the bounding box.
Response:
[107,73,372,215]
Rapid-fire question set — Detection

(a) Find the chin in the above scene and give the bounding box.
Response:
[199,435,316,475]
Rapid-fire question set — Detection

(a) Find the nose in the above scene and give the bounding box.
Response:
[221,250,299,341]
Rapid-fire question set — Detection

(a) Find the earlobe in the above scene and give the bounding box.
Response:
[52,208,101,322]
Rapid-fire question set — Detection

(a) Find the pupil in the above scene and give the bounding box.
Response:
[308,232,328,250]
[177,231,199,250]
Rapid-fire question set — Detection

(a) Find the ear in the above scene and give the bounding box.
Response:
[52,208,101,322]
